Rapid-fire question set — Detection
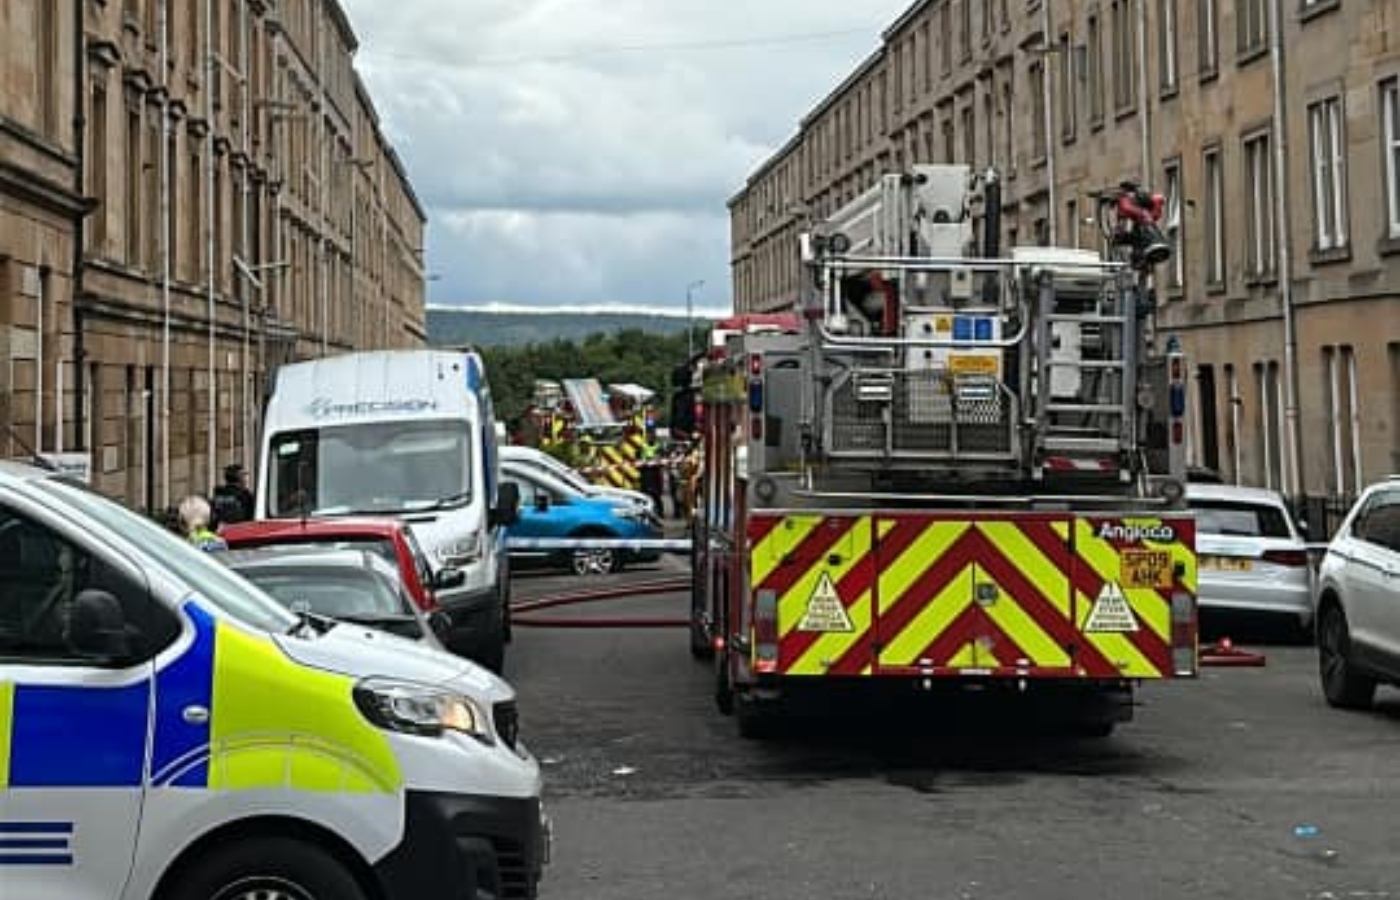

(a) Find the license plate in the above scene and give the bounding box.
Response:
[1121,549,1174,588]
[1202,555,1253,572]
[948,354,999,375]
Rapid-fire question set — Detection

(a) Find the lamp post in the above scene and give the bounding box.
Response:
[685,279,705,360]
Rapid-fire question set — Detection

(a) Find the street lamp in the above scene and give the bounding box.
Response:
[685,280,705,360]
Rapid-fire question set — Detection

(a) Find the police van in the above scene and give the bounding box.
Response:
[257,350,518,671]
[0,462,547,899]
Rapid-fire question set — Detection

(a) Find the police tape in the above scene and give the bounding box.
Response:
[506,537,693,554]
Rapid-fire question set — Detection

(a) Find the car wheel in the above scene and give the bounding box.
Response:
[167,836,367,900]
[571,548,615,576]
[1318,604,1376,710]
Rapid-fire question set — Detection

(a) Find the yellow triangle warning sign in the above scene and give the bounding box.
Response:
[1085,581,1139,633]
[797,573,854,633]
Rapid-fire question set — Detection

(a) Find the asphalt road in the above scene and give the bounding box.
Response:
[506,560,1400,900]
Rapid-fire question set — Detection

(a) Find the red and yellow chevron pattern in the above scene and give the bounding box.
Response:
[748,513,1196,680]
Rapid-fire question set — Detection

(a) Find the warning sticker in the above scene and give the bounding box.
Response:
[797,573,854,633]
[1084,582,1140,633]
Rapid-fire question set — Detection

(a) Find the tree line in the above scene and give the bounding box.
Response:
[481,327,705,425]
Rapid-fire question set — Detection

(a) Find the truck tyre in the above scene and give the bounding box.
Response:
[1318,604,1376,710]
[714,658,734,716]
[689,616,713,660]
[166,835,367,900]
[689,523,713,661]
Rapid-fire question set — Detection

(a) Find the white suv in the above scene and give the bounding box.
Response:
[1316,478,1400,709]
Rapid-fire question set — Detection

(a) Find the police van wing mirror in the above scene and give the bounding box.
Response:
[491,482,521,528]
[434,567,466,591]
[68,589,135,664]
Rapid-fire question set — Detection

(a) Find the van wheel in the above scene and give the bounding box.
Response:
[167,836,366,900]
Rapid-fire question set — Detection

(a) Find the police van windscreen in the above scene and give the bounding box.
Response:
[269,420,472,518]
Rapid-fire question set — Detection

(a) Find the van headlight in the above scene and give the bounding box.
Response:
[438,532,485,565]
[354,678,493,744]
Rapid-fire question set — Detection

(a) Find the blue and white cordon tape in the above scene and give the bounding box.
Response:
[506,537,693,554]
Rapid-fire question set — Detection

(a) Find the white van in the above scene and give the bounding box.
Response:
[258,351,518,670]
[0,462,547,900]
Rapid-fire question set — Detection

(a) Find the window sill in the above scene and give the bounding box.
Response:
[1299,0,1341,24]
[1199,66,1219,85]
[1160,84,1180,102]
[1114,105,1138,123]
[1308,244,1351,266]
[1031,155,1048,170]
[1205,280,1228,296]
[1089,116,1105,133]
[1164,285,1185,301]
[1237,45,1269,67]
[1245,273,1279,289]
[1061,131,1077,146]
[1376,234,1400,257]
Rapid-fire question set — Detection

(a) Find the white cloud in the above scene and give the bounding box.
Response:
[342,0,911,310]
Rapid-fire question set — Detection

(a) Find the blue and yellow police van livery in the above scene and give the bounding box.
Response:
[0,462,547,900]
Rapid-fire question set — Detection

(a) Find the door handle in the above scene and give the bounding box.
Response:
[182,705,210,725]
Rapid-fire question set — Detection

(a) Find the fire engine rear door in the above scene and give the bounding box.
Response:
[873,515,1080,677]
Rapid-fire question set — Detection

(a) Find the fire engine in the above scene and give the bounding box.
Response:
[691,165,1197,738]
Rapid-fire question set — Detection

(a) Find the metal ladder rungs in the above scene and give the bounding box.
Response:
[1045,360,1126,370]
[1045,403,1127,415]
[1045,314,1128,325]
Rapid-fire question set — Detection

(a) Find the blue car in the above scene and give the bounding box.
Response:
[502,463,662,575]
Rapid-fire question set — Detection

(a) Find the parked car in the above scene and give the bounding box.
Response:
[502,463,661,575]
[1315,478,1400,710]
[220,516,454,613]
[221,546,448,648]
[1188,484,1313,631]
[501,445,655,512]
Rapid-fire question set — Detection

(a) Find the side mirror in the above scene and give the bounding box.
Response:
[67,589,134,664]
[491,482,521,528]
[434,567,466,591]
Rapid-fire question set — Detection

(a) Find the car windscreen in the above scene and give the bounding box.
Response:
[268,419,471,518]
[232,566,407,619]
[1191,500,1294,539]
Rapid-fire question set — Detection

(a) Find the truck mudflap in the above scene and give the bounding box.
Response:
[748,513,1196,681]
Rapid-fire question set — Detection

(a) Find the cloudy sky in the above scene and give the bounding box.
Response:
[341,0,911,314]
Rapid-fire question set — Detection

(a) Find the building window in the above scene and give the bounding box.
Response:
[1381,79,1400,239]
[167,132,178,277]
[1163,159,1184,291]
[1087,13,1105,125]
[1111,0,1137,112]
[1238,0,1269,57]
[941,4,952,75]
[961,105,975,164]
[1066,197,1081,248]
[89,82,108,251]
[1059,32,1076,141]
[942,115,955,163]
[960,0,972,61]
[36,0,58,136]
[126,105,142,267]
[984,89,996,168]
[1160,0,1179,93]
[1203,144,1225,287]
[1030,61,1047,161]
[922,22,934,92]
[1002,80,1015,172]
[1198,0,1218,75]
[1243,130,1276,279]
[1308,96,1348,252]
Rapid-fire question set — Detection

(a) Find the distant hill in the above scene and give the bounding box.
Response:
[427,308,712,348]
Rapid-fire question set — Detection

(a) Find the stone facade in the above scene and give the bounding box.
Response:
[730,0,1400,500]
[0,0,426,513]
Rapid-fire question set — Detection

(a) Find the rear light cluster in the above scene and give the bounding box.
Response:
[1261,549,1309,568]
[749,354,764,441]
[753,589,779,674]
[1170,590,1198,677]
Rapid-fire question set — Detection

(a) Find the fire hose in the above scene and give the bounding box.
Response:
[509,576,692,629]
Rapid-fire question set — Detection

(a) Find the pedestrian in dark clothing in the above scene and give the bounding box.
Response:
[212,463,255,525]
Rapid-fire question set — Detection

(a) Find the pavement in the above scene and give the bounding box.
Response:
[506,559,1400,900]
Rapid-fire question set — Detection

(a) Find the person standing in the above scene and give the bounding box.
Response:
[212,463,256,525]
[179,496,228,552]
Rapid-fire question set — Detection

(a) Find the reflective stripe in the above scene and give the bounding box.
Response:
[0,682,12,789]
[209,615,402,794]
